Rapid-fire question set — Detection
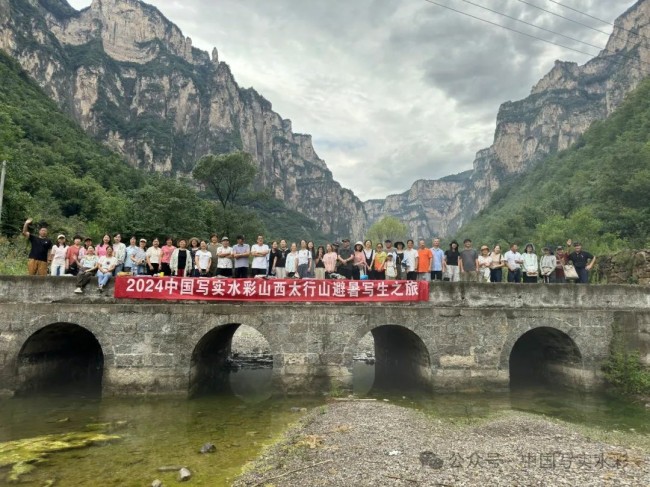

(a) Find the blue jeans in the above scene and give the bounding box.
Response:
[576,267,589,284]
[490,268,503,283]
[508,269,521,283]
[97,270,112,287]
[113,264,124,276]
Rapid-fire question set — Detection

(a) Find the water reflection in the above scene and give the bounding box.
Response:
[229,368,273,403]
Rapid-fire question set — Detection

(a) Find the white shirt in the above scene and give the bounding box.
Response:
[146,246,162,264]
[195,250,212,270]
[217,246,233,268]
[403,248,418,272]
[285,252,298,273]
[504,250,522,270]
[113,242,126,264]
[51,245,68,265]
[251,244,269,269]
[98,256,117,272]
[297,249,311,266]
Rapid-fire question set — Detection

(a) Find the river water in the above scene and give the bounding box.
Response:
[0,365,648,486]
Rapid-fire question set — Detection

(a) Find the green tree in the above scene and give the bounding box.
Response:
[192,151,257,210]
[215,206,265,242]
[366,216,408,244]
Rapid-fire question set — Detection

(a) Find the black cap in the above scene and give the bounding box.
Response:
[384,239,392,244]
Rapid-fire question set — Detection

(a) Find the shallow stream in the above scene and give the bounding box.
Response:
[0,366,648,486]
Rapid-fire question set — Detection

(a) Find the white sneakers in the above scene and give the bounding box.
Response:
[74,287,83,294]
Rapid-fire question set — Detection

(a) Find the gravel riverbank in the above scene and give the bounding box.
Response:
[233,400,649,486]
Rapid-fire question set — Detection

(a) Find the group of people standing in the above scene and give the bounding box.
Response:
[21,217,597,292]
[438,239,596,284]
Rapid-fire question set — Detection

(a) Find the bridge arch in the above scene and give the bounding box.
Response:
[188,321,275,398]
[15,322,104,396]
[347,323,432,393]
[503,325,585,390]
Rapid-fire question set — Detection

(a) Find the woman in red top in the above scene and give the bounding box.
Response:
[553,246,567,283]
[160,237,176,276]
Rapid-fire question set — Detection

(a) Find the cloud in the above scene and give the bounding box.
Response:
[66,0,636,199]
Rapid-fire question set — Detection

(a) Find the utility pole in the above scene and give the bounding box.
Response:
[0,160,6,234]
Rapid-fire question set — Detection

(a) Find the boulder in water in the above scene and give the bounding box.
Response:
[199,442,216,454]
[178,467,191,482]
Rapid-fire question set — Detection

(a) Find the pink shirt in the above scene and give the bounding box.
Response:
[96,244,110,258]
[323,252,338,273]
[161,245,176,264]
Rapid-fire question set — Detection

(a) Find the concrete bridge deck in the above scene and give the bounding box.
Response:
[0,277,648,396]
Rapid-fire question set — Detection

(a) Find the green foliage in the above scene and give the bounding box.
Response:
[245,192,330,243]
[0,49,214,242]
[459,77,650,251]
[603,332,650,396]
[0,237,27,275]
[366,216,408,244]
[213,205,265,243]
[193,152,257,210]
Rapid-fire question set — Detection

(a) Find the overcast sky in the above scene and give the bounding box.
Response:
[67,0,636,200]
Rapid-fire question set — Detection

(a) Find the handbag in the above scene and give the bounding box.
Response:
[563,263,579,280]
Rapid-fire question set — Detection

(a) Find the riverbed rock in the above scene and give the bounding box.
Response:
[178,468,191,482]
[199,442,216,454]
[419,451,444,469]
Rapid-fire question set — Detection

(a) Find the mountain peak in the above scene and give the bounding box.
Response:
[46,0,203,65]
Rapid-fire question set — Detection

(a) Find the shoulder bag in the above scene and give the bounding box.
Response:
[563,263,579,280]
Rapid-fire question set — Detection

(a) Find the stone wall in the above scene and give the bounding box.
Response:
[596,249,650,285]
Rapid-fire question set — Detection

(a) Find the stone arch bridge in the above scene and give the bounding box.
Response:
[0,277,648,396]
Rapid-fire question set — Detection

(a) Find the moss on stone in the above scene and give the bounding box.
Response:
[0,430,120,482]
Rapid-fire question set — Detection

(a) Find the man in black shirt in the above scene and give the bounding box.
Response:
[275,239,288,279]
[337,239,354,279]
[567,240,596,284]
[22,218,53,276]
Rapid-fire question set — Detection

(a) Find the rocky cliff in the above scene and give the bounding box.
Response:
[0,0,366,238]
[366,0,650,238]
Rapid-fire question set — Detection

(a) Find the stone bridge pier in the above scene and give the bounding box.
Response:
[0,278,648,396]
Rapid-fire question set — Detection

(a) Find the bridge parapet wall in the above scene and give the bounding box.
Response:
[0,277,647,396]
[0,276,648,310]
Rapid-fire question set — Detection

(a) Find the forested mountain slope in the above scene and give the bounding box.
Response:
[0,50,329,242]
[0,0,365,238]
[457,78,650,252]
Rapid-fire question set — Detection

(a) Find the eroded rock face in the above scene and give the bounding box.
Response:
[365,0,650,237]
[0,0,366,238]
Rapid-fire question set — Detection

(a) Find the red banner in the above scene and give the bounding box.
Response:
[114,276,429,302]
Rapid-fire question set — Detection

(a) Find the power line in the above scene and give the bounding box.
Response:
[462,0,650,69]
[547,0,650,45]
[547,0,615,26]
[423,1,648,70]
[460,0,604,52]
[422,0,599,58]
[516,0,613,37]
